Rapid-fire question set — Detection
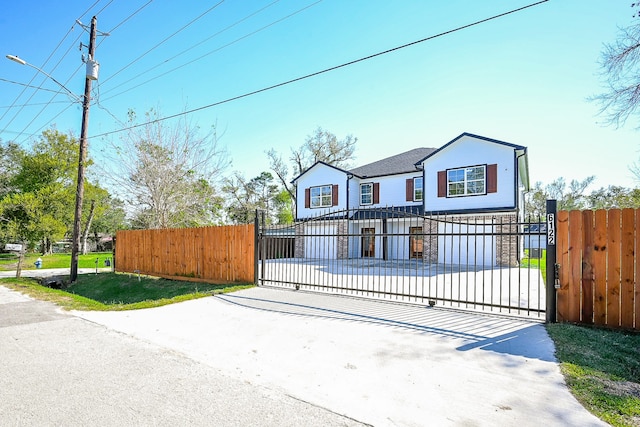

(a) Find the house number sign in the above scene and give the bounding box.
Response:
[546,213,556,246]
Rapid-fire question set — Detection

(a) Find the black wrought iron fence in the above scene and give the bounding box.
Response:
[257,207,547,318]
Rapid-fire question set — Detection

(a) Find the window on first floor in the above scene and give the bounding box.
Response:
[310,185,333,208]
[447,165,486,197]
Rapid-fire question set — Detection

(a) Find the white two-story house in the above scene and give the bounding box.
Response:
[291,133,530,266]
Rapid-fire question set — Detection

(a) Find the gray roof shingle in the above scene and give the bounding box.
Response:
[349,147,436,178]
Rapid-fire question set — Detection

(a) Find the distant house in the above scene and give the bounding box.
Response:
[290,133,530,266]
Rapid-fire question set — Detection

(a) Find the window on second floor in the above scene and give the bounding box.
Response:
[310,185,333,208]
[413,177,423,201]
[360,183,373,205]
[447,165,486,197]
[405,177,423,202]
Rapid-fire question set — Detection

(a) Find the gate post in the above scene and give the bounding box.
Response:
[254,210,259,285]
[545,199,557,323]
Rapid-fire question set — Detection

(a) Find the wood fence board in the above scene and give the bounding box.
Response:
[636,209,640,330]
[568,210,584,322]
[581,210,594,324]
[593,210,608,326]
[607,210,621,327]
[557,210,570,322]
[621,209,635,329]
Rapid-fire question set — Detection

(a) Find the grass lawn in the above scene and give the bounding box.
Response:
[0,273,254,311]
[0,252,114,270]
[520,249,547,280]
[546,323,640,427]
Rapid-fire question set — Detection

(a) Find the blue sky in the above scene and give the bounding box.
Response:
[1,0,638,192]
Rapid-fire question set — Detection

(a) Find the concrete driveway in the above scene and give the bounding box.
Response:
[72,286,606,427]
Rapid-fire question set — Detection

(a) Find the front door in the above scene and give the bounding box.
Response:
[361,228,375,258]
[410,226,423,259]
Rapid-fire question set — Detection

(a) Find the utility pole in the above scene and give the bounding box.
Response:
[70,16,97,282]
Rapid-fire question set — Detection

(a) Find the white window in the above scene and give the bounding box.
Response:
[311,185,332,208]
[360,183,373,205]
[414,177,423,201]
[447,165,486,197]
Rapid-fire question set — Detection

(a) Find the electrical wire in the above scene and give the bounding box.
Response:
[9,0,117,143]
[0,101,70,110]
[101,1,225,85]
[99,0,281,97]
[1,0,120,143]
[106,0,153,33]
[91,0,549,139]
[0,78,65,95]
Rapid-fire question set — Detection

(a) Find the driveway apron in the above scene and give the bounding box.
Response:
[74,286,607,427]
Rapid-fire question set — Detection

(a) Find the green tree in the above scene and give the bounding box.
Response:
[586,185,640,209]
[525,176,640,215]
[0,141,23,197]
[223,171,287,224]
[1,129,79,253]
[0,128,114,255]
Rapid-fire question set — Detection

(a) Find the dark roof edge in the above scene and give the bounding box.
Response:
[290,160,355,184]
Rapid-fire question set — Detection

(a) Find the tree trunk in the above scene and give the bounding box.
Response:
[81,200,96,255]
[15,248,23,279]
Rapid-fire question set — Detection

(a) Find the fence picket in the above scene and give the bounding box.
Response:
[581,210,595,324]
[593,210,607,326]
[556,210,570,322]
[607,210,621,327]
[567,210,583,322]
[619,209,635,329]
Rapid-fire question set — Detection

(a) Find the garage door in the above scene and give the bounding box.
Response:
[438,222,496,267]
[304,224,337,259]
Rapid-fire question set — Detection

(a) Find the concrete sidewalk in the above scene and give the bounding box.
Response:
[74,287,607,427]
[0,267,112,279]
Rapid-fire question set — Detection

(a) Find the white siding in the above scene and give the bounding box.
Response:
[295,164,348,219]
[423,135,517,212]
[304,224,337,259]
[354,173,423,208]
[437,222,496,267]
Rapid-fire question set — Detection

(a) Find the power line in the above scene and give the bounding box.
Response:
[106,0,153,33]
[1,0,117,142]
[0,101,70,110]
[0,77,66,95]
[101,1,225,85]
[91,0,549,139]
[11,1,116,144]
[99,0,281,97]
[0,17,82,133]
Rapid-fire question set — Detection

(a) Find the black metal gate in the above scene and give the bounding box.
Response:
[256,207,548,319]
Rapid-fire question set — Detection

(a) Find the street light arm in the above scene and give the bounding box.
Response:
[5,54,83,103]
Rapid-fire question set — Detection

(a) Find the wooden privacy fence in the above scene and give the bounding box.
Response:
[556,209,639,330]
[115,225,255,284]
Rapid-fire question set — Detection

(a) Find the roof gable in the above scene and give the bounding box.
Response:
[290,161,350,184]
[349,147,436,178]
[415,132,526,165]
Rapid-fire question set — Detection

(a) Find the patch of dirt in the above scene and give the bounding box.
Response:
[600,378,640,399]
